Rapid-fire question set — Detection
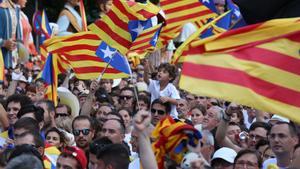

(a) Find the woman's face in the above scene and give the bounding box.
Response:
[230,112,240,123]
[18,0,27,8]
[119,109,131,129]
[46,131,62,148]
[99,0,113,14]
[191,108,204,125]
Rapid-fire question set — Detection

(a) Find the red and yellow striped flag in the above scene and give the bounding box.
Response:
[158,0,217,47]
[43,31,130,79]
[180,17,300,123]
[0,50,4,83]
[88,0,160,55]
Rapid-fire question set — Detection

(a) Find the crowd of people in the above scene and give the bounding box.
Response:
[1,0,300,169]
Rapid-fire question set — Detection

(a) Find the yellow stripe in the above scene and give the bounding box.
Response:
[206,18,300,51]
[101,14,131,41]
[125,1,160,21]
[74,72,129,80]
[68,61,108,67]
[46,39,100,53]
[179,75,300,124]
[64,49,97,56]
[112,5,130,22]
[162,0,199,11]
[185,53,300,92]
[167,13,216,28]
[167,6,209,19]
[257,38,300,59]
[88,24,128,55]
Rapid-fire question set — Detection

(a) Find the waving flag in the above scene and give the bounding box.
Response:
[180,17,300,123]
[43,31,130,79]
[172,11,231,64]
[33,10,52,45]
[226,0,246,29]
[158,0,217,47]
[96,41,132,75]
[0,51,4,83]
[88,0,160,55]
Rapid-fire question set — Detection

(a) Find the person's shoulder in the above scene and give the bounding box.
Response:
[0,1,9,9]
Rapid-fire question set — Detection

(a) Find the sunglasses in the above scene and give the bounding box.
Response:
[73,129,90,136]
[151,108,166,115]
[120,95,133,100]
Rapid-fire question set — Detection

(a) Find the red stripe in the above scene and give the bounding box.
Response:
[97,22,131,49]
[133,44,153,51]
[63,54,102,62]
[133,37,152,46]
[160,0,180,6]
[164,2,205,14]
[168,10,212,24]
[106,10,129,30]
[182,62,300,107]
[228,47,300,75]
[73,66,121,73]
[137,9,157,19]
[114,0,138,20]
[62,34,100,42]
[52,44,98,53]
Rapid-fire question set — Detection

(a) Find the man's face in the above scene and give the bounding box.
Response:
[130,130,139,153]
[89,153,106,169]
[176,99,189,117]
[119,90,134,108]
[194,96,207,107]
[15,134,35,146]
[234,153,259,169]
[247,127,267,149]
[56,106,70,118]
[101,119,124,144]
[269,124,298,155]
[57,156,79,169]
[7,101,21,125]
[151,103,167,126]
[226,125,241,145]
[96,106,112,121]
[100,80,112,93]
[202,106,220,131]
[73,119,94,150]
[136,100,148,111]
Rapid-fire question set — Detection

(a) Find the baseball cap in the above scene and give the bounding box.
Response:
[211,147,237,164]
[270,114,290,123]
[62,146,87,169]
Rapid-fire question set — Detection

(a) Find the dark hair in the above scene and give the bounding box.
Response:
[17,104,44,122]
[95,87,113,104]
[72,115,94,130]
[151,98,171,114]
[117,107,133,117]
[36,99,55,113]
[6,94,32,110]
[89,137,113,155]
[255,139,269,150]
[16,131,45,149]
[157,63,178,82]
[270,121,298,137]
[137,94,150,109]
[13,117,39,132]
[26,84,36,93]
[59,152,81,169]
[8,144,43,163]
[249,122,271,133]
[56,104,72,116]
[96,144,130,169]
[45,127,66,145]
[234,149,262,168]
[190,105,207,116]
[226,106,244,126]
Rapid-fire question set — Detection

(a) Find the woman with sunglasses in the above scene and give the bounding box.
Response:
[45,127,66,150]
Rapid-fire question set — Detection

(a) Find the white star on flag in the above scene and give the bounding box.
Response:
[132,22,144,35]
[202,0,210,3]
[234,9,241,17]
[101,46,116,59]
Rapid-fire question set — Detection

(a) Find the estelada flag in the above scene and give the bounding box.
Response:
[180,17,300,123]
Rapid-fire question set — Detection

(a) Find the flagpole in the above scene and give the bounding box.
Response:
[130,72,141,111]
[97,54,115,82]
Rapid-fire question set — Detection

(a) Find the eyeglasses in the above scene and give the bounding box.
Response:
[249,134,266,141]
[151,108,166,115]
[73,129,90,136]
[120,95,133,100]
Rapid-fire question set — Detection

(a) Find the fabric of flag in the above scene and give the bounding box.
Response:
[43,144,61,169]
[96,41,132,75]
[33,10,52,45]
[43,31,130,79]
[151,116,202,169]
[0,131,8,149]
[41,54,59,106]
[158,0,217,47]
[130,23,162,52]
[88,0,160,55]
[226,0,246,29]
[200,0,218,14]
[180,17,300,123]
[172,11,231,64]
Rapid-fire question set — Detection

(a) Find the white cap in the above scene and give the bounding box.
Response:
[211,147,237,163]
[19,76,28,83]
[270,114,290,123]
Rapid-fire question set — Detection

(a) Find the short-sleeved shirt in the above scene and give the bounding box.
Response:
[148,79,180,118]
